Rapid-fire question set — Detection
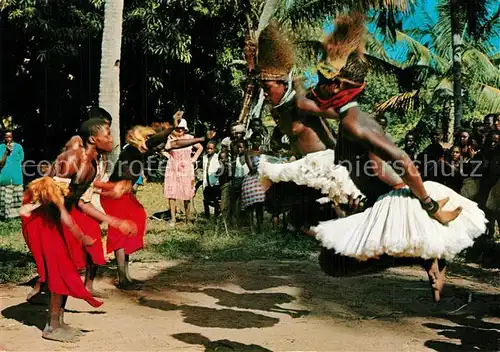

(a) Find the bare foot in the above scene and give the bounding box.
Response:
[426,259,445,302]
[42,325,79,343]
[57,317,85,337]
[26,287,41,303]
[26,280,44,303]
[61,324,84,337]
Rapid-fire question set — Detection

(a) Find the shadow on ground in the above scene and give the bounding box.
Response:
[424,310,500,351]
[1,300,107,332]
[130,259,500,325]
[173,332,273,352]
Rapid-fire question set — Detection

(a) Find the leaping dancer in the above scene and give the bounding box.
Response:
[255,14,487,301]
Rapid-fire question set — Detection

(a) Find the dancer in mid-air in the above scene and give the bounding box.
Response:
[254,15,487,301]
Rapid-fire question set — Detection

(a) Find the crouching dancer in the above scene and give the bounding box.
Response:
[20,118,136,342]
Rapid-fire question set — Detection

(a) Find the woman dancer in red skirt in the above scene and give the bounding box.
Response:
[100,123,214,289]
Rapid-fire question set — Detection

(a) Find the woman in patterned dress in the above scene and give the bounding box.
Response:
[163,119,203,226]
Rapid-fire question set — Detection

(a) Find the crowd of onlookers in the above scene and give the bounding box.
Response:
[399,113,500,238]
[1,110,499,240]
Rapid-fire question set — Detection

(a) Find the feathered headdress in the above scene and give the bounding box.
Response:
[126,126,156,153]
[25,177,70,208]
[317,12,367,82]
[308,12,368,111]
[257,22,295,81]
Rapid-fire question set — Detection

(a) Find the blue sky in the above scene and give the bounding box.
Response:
[304,0,499,87]
[322,0,500,55]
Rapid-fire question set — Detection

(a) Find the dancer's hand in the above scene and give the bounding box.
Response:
[82,234,96,246]
[206,129,216,140]
[107,180,132,199]
[260,177,273,192]
[429,198,462,225]
[346,194,366,215]
[115,219,138,236]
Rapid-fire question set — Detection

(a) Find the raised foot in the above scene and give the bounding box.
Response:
[42,326,79,343]
[26,287,40,303]
[426,259,446,302]
[432,197,462,225]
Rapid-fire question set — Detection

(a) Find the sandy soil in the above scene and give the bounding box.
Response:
[2,260,500,351]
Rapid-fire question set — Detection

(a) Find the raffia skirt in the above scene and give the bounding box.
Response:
[259,150,487,261]
[313,181,487,261]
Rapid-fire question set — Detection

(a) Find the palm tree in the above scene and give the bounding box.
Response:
[373,27,500,141]
[237,0,415,124]
[99,0,124,170]
[439,0,500,128]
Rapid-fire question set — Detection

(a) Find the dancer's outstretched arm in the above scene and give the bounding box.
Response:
[297,97,461,224]
[147,125,214,151]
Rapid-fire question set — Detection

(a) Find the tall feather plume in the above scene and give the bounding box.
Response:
[324,12,366,64]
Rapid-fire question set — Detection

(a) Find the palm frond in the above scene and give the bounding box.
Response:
[462,48,500,86]
[364,53,402,75]
[436,0,499,42]
[256,0,281,37]
[365,31,390,60]
[433,78,453,97]
[295,39,325,62]
[490,52,500,65]
[394,31,449,72]
[282,0,414,28]
[375,90,420,113]
[477,5,500,43]
[472,84,500,113]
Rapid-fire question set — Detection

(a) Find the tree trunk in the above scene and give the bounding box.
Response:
[447,101,455,144]
[99,0,124,172]
[449,0,463,130]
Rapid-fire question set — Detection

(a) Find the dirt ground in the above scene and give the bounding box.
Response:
[2,260,500,351]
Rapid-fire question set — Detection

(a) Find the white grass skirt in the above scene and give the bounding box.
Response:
[259,150,363,204]
[312,181,487,261]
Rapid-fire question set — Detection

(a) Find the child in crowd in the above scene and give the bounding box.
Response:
[228,140,249,225]
[202,141,221,218]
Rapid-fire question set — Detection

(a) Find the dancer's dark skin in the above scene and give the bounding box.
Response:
[263,79,462,302]
[97,123,215,290]
[37,122,136,342]
[262,81,336,157]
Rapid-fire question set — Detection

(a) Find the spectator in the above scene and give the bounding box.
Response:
[228,140,249,226]
[455,129,471,158]
[246,118,270,152]
[494,113,500,132]
[163,118,203,226]
[202,141,221,218]
[375,114,393,140]
[403,133,418,161]
[0,130,24,220]
[218,150,231,221]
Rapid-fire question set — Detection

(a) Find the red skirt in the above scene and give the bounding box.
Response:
[62,207,106,269]
[21,208,103,307]
[100,193,147,255]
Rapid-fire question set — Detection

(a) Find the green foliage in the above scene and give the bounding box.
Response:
[149,222,318,262]
[0,220,35,284]
[1,0,254,163]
